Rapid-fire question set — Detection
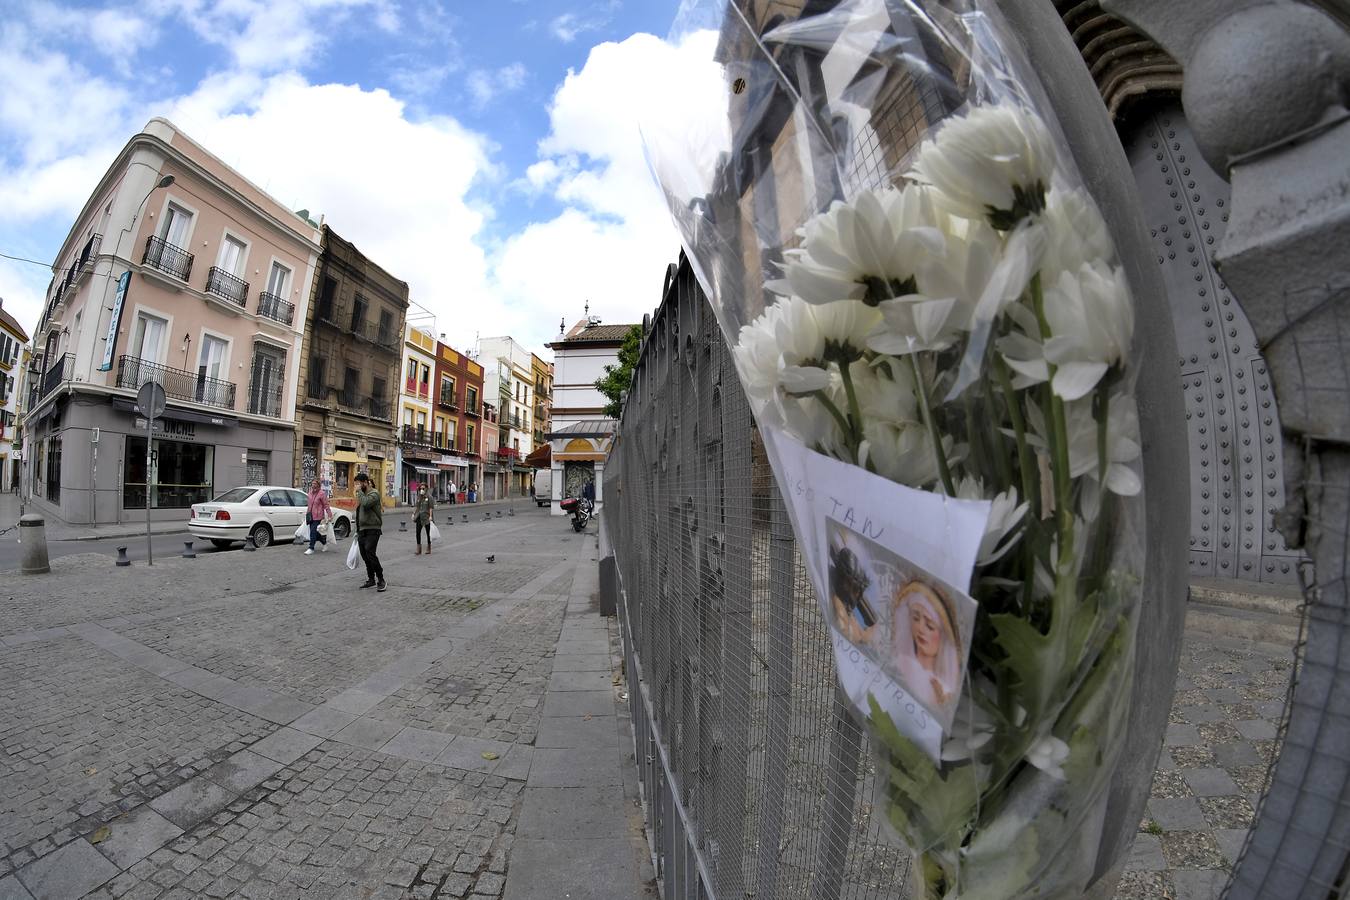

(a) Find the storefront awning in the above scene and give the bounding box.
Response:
[409,465,440,476]
[524,444,551,468]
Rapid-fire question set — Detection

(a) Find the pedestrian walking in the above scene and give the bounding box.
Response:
[449,479,458,505]
[354,471,386,592]
[304,478,331,555]
[583,479,596,503]
[414,485,435,555]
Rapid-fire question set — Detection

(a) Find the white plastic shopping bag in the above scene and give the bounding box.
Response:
[346,539,360,570]
[429,522,441,542]
[293,523,308,541]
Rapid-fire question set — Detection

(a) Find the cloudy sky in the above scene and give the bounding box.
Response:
[0,0,723,356]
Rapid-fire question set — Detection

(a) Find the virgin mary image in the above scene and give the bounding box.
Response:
[890,580,962,724]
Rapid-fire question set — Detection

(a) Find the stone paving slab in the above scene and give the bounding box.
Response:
[14,839,117,900]
[503,838,652,900]
[517,787,631,839]
[541,690,615,718]
[147,776,236,831]
[0,874,35,899]
[249,726,326,764]
[380,726,455,764]
[534,716,619,750]
[87,806,182,870]
[527,749,625,789]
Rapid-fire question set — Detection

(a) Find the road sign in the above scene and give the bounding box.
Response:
[136,381,167,420]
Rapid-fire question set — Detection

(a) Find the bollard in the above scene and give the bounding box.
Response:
[399,520,408,532]
[508,509,514,517]
[462,514,468,523]
[19,515,51,575]
[115,546,131,567]
[182,541,196,559]
[243,536,257,552]
[484,512,491,521]
[495,510,502,518]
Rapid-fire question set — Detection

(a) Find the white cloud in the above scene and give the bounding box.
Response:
[487,30,727,350]
[466,62,528,111]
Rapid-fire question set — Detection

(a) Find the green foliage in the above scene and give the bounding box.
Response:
[594,325,644,418]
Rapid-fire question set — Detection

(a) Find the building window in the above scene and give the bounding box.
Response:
[124,437,213,509]
[440,375,456,406]
[448,419,457,447]
[406,358,418,386]
[343,367,359,405]
[350,294,367,332]
[378,309,393,345]
[317,277,337,321]
[131,312,168,363]
[335,462,351,492]
[466,386,478,410]
[217,235,246,274]
[248,343,286,417]
[266,261,290,298]
[467,422,475,450]
[308,356,326,400]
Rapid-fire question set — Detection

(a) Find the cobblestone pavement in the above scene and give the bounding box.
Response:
[0,509,617,900]
[1116,630,1296,900]
[1,506,1304,900]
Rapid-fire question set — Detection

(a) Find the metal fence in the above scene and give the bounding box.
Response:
[603,259,911,899]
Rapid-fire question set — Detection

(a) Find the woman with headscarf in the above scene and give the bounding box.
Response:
[890,581,962,719]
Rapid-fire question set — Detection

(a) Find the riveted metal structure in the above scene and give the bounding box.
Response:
[1124,103,1301,585]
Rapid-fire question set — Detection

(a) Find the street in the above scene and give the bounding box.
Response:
[0,529,200,569]
[0,506,655,900]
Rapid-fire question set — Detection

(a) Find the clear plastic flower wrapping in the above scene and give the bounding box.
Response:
[643,1,1148,897]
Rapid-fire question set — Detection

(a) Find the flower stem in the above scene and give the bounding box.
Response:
[907,353,956,496]
[839,361,866,449]
[812,390,855,455]
[1030,273,1075,575]
[994,356,1037,520]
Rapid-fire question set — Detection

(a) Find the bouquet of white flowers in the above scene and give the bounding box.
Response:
[645,2,1149,897]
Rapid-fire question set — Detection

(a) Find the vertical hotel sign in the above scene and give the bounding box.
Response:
[99,271,131,371]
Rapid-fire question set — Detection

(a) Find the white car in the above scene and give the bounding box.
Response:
[188,485,353,549]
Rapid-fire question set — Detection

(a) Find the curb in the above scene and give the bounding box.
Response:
[1185,577,1304,645]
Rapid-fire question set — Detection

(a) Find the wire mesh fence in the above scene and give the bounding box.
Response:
[603,259,911,900]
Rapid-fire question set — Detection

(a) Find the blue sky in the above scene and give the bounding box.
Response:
[0,0,723,354]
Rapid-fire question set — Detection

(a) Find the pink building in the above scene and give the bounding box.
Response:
[22,119,321,525]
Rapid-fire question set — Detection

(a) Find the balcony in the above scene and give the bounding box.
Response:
[143,235,194,281]
[258,291,295,325]
[247,382,284,418]
[116,356,236,411]
[438,392,459,411]
[403,378,430,400]
[464,401,481,417]
[351,320,398,351]
[206,267,249,307]
[399,425,435,449]
[38,352,75,401]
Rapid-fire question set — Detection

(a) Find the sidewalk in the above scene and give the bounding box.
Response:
[0,492,536,542]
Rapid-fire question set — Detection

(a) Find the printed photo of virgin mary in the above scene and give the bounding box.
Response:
[889,580,963,726]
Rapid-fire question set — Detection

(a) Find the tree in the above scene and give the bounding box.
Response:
[594,325,644,418]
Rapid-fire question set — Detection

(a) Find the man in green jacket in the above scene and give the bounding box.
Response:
[354,471,386,592]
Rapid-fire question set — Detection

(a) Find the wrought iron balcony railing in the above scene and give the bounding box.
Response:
[143,235,194,281]
[246,379,284,418]
[464,401,481,417]
[116,355,237,410]
[438,392,459,411]
[206,267,249,307]
[40,353,76,400]
[258,291,295,325]
[399,425,435,448]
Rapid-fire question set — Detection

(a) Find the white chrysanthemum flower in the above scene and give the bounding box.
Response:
[1025,735,1070,779]
[859,420,946,488]
[769,185,945,306]
[866,220,1040,357]
[1041,186,1115,279]
[1040,263,1133,400]
[1024,392,1142,496]
[733,303,786,412]
[911,103,1058,230]
[946,475,1029,566]
[851,357,921,425]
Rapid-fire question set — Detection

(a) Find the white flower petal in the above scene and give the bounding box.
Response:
[1050,361,1109,401]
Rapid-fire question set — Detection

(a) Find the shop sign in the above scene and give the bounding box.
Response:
[99,271,131,372]
[134,417,198,441]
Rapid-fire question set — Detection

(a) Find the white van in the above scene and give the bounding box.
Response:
[532,468,552,507]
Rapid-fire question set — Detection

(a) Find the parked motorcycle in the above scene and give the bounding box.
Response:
[559,496,593,532]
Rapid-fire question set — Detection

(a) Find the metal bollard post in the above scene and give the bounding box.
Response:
[115,546,131,567]
[508,508,514,516]
[19,515,51,575]
[495,510,502,518]
[462,514,468,523]
[243,536,256,552]
[182,541,196,559]
[399,520,408,532]
[484,512,491,521]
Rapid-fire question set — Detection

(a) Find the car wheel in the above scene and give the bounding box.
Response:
[249,522,273,548]
[333,517,351,539]
[210,539,234,550]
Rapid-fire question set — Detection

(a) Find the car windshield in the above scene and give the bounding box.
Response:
[211,488,258,504]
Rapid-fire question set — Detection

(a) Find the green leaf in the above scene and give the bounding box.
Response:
[867,697,978,848]
[988,612,1061,720]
